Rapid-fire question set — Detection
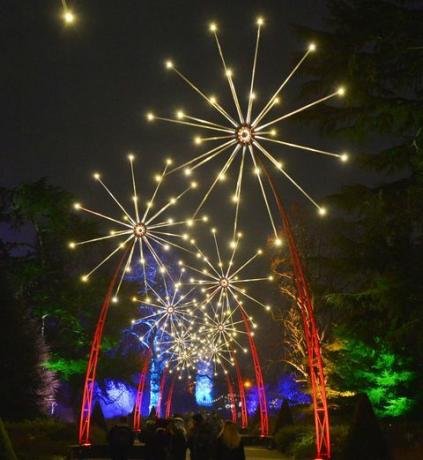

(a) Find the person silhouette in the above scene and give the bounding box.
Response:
[107,416,134,460]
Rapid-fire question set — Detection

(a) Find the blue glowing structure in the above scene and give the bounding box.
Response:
[276,374,311,406]
[95,379,136,419]
[195,362,213,407]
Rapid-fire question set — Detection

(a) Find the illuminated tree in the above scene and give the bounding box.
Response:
[0,272,57,420]
[293,0,423,414]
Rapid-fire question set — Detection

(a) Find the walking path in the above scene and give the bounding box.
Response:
[85,449,290,460]
[245,446,291,459]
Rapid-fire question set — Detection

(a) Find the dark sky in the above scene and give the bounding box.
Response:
[2,0,351,194]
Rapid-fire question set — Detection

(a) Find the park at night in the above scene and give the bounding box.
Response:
[1,1,423,459]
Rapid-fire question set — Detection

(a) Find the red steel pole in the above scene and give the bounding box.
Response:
[234,356,248,429]
[133,349,152,432]
[240,307,269,436]
[256,153,331,459]
[78,249,128,445]
[165,376,176,418]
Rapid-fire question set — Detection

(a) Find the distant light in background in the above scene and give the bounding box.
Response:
[61,0,76,26]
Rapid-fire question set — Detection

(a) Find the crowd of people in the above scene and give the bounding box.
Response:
[107,412,245,460]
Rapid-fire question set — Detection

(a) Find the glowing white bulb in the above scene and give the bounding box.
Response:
[81,275,88,283]
[166,158,173,165]
[337,86,346,96]
[147,112,155,121]
[73,202,81,210]
[191,181,198,189]
[184,168,192,176]
[309,42,317,52]
[225,69,233,77]
[318,207,327,216]
[128,153,135,161]
[69,242,76,249]
[274,238,282,247]
[63,10,75,25]
[209,22,218,32]
[256,17,264,26]
[93,172,101,180]
[176,110,184,119]
[194,136,202,145]
[165,60,174,69]
[340,153,349,162]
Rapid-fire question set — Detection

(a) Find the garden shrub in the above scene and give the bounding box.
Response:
[343,393,390,460]
[5,419,106,460]
[274,424,310,455]
[275,423,349,459]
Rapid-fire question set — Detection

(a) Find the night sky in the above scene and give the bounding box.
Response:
[2,0,372,376]
[2,0,356,204]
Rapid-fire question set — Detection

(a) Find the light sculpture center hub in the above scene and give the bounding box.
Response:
[218,324,225,332]
[219,277,230,288]
[167,306,174,314]
[133,222,147,238]
[236,124,254,145]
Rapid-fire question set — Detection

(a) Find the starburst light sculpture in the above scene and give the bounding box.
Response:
[69,154,206,301]
[147,18,348,244]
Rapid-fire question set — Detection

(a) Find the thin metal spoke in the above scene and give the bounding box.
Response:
[77,206,133,229]
[255,135,345,159]
[254,140,321,210]
[168,64,238,126]
[246,22,262,123]
[192,144,240,218]
[253,46,314,127]
[83,235,133,279]
[256,90,340,131]
[95,177,135,224]
[212,29,244,123]
[248,145,279,239]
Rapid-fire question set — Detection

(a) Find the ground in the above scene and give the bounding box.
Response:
[86,447,290,460]
[245,446,290,459]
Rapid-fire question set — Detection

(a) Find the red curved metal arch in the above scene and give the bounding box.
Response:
[78,250,128,445]
[165,376,176,418]
[133,349,152,432]
[234,356,248,429]
[240,307,269,436]
[257,155,331,459]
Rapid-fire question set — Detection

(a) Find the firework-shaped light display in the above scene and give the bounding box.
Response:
[148,18,348,243]
[69,154,205,301]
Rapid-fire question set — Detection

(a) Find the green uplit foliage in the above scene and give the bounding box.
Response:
[333,338,415,417]
[292,0,423,416]
[43,357,86,381]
